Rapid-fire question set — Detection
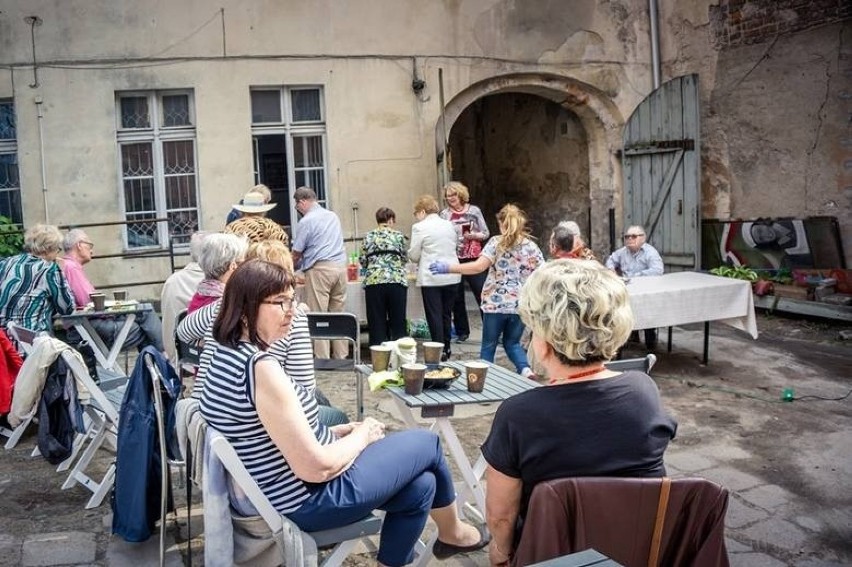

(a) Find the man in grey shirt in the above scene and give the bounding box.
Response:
[606,225,664,349]
[291,186,349,359]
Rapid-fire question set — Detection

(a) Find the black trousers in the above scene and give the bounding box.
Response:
[421,284,457,354]
[451,260,487,336]
[364,283,408,346]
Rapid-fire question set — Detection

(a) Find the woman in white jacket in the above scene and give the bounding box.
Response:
[408,195,461,361]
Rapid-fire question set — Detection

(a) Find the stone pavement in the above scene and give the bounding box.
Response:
[2,312,849,566]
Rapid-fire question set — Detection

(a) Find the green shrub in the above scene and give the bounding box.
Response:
[0,216,24,258]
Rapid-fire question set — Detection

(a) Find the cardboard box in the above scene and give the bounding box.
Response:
[773,284,809,300]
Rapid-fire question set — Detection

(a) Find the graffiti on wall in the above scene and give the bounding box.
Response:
[702,217,844,270]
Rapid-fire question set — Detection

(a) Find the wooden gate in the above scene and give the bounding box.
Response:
[622,74,701,271]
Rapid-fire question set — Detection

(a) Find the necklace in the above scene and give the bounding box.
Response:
[549,365,606,385]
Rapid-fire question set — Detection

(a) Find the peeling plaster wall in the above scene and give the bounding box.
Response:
[0,0,849,294]
[662,1,851,266]
[448,93,590,248]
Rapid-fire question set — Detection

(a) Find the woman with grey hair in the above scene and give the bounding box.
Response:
[555,220,597,261]
[0,224,75,333]
[187,233,248,313]
[481,259,676,566]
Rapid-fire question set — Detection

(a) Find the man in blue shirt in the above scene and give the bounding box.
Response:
[291,186,348,359]
[606,225,664,349]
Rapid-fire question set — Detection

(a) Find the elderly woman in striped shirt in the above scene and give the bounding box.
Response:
[200,260,488,567]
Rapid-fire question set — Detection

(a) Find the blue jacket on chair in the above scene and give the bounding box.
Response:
[112,346,181,542]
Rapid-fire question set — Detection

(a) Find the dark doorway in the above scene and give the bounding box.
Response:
[447,93,590,247]
[253,134,291,230]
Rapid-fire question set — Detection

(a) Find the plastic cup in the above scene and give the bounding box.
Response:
[401,363,427,395]
[113,290,127,301]
[422,341,444,364]
[464,361,489,393]
[90,292,106,311]
[370,345,392,372]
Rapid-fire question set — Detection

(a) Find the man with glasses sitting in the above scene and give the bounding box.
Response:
[606,225,663,349]
[61,229,164,353]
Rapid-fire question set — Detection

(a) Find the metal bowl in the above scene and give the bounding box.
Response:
[423,364,461,389]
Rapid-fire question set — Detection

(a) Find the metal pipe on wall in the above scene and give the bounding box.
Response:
[649,0,661,90]
[35,95,49,223]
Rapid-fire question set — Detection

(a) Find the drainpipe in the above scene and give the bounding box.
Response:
[649,0,661,90]
[35,95,49,223]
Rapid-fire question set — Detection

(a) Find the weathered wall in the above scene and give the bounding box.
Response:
[663,0,851,266]
[448,93,590,247]
[0,0,848,294]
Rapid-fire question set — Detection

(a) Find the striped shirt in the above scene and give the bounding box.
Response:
[176,299,315,399]
[0,253,75,333]
[200,342,335,514]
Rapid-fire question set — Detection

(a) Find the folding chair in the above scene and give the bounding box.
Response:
[59,350,128,509]
[2,333,53,449]
[209,429,384,567]
[174,310,201,378]
[306,312,364,419]
[145,352,187,567]
[605,353,657,375]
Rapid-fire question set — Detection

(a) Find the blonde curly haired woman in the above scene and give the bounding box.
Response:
[430,204,544,377]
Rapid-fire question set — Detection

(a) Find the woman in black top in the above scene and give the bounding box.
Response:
[481,260,677,566]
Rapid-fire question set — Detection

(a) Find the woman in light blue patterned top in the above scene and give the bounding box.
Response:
[359,207,408,345]
[430,205,544,378]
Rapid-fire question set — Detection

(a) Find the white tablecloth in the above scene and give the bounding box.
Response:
[344,281,425,323]
[626,272,758,338]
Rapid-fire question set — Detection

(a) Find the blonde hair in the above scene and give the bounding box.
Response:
[24,224,63,257]
[245,240,294,272]
[413,195,440,215]
[496,204,531,254]
[519,259,633,364]
[443,181,469,205]
[252,184,272,203]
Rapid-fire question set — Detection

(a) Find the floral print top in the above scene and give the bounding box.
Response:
[479,236,544,313]
[359,225,408,287]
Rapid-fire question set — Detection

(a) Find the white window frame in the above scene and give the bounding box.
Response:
[249,86,328,237]
[0,99,22,226]
[115,90,199,250]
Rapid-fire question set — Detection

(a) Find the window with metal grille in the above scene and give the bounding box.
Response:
[116,91,198,250]
[0,100,22,226]
[249,86,327,237]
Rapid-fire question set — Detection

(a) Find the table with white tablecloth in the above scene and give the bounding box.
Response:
[625,271,758,363]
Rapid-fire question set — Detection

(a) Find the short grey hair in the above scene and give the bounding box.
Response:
[557,220,581,237]
[519,259,633,364]
[24,224,63,256]
[293,186,317,202]
[189,231,213,263]
[62,228,89,253]
[550,225,575,254]
[198,233,249,280]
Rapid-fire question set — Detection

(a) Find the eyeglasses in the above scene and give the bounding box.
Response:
[262,298,295,312]
[623,234,644,239]
[80,241,94,249]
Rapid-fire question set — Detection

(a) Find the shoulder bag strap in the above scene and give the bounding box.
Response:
[647,476,671,567]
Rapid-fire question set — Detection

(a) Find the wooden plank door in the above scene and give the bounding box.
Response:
[622,74,701,271]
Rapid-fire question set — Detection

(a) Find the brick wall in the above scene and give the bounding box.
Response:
[710,0,851,47]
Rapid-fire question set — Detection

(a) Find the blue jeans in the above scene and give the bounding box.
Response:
[288,429,455,567]
[480,312,529,373]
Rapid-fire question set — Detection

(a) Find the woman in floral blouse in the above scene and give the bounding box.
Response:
[430,204,544,379]
[359,208,408,346]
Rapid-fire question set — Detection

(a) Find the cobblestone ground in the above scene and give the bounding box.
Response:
[0,312,849,566]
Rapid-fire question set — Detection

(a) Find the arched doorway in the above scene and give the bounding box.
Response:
[438,74,623,256]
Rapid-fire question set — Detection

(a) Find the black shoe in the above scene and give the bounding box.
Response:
[441,350,451,362]
[455,334,469,343]
[432,525,491,560]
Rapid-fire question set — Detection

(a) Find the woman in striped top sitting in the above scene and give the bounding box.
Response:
[200,260,489,566]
